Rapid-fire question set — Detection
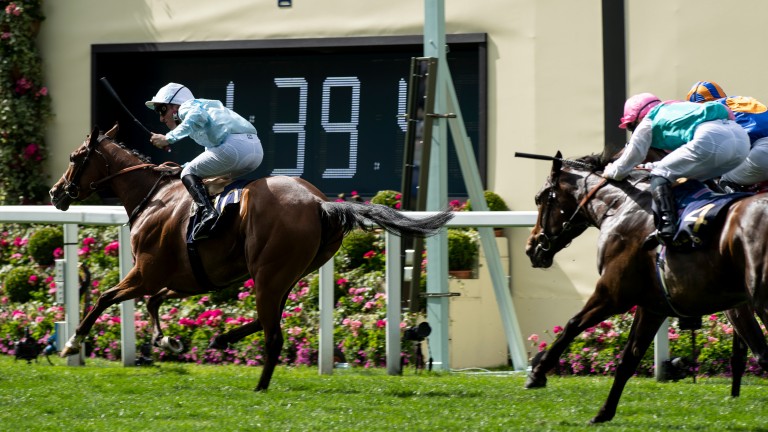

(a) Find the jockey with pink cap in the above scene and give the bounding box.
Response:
[603,92,749,248]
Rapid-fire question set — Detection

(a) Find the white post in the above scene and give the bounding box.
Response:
[119,224,136,366]
[63,223,82,366]
[318,259,335,374]
[385,232,402,375]
[654,318,670,380]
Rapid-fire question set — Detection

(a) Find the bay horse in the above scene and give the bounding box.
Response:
[49,125,453,391]
[523,151,768,423]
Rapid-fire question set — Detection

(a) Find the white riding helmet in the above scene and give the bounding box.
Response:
[145,83,194,109]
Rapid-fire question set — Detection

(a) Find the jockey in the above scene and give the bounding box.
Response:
[686,80,768,193]
[145,83,264,240]
[602,92,749,248]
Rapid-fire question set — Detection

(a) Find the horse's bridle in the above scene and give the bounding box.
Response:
[536,170,608,254]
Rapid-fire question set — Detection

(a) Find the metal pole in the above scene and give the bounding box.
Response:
[424,0,450,371]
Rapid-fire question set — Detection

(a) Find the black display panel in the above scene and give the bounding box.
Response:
[91,35,486,199]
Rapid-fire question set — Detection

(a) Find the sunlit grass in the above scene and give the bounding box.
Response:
[1,355,767,431]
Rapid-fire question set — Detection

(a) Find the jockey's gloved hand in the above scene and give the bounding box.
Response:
[602,162,627,181]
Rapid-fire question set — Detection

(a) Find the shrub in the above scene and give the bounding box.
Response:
[3,265,42,303]
[370,190,402,209]
[339,229,379,271]
[465,190,510,211]
[27,225,62,265]
[447,228,478,271]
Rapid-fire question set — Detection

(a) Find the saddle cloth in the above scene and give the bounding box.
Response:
[660,179,752,251]
[186,179,251,244]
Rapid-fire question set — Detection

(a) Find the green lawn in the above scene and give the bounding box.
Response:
[1,355,767,431]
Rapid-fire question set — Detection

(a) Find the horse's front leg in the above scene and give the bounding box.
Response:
[527,286,622,389]
[60,269,149,357]
[591,307,666,424]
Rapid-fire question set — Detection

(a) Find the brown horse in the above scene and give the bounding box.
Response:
[523,151,768,423]
[49,125,453,391]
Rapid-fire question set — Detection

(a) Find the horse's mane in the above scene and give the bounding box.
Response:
[98,134,153,164]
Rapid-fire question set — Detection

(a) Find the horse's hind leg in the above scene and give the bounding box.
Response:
[527,290,622,389]
[209,320,264,349]
[725,305,768,396]
[592,307,666,424]
[252,275,294,392]
[731,335,748,397]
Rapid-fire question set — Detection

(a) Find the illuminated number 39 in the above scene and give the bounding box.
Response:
[271,77,360,179]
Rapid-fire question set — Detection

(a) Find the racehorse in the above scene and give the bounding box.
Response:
[522,151,768,423]
[49,125,453,391]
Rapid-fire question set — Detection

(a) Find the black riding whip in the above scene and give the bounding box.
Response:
[100,77,171,152]
[514,152,595,170]
[99,77,153,136]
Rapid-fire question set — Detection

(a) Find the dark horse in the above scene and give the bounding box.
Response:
[49,125,453,391]
[523,151,768,423]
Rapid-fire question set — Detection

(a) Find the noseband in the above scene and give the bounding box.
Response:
[63,140,107,199]
[536,172,607,254]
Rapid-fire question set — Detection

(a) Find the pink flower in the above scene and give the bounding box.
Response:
[376,319,386,328]
[103,241,119,256]
[238,291,250,300]
[528,334,539,342]
[53,247,63,258]
[553,325,564,334]
[198,296,209,304]
[1,32,10,40]
[22,143,41,161]
[293,307,302,313]
[538,341,547,352]
[363,250,377,259]
[82,237,96,247]
[336,278,348,286]
[28,275,38,285]
[244,278,254,289]
[5,3,21,16]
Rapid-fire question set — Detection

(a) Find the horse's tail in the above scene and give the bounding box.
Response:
[320,201,453,238]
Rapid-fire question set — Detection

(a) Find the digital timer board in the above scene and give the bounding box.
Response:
[92,35,486,198]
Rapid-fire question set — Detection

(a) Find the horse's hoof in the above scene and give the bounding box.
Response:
[59,346,79,358]
[524,373,547,389]
[159,336,184,354]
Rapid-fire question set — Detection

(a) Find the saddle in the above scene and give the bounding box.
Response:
[659,179,753,251]
[185,178,251,289]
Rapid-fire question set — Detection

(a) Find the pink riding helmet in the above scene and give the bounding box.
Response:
[619,93,662,129]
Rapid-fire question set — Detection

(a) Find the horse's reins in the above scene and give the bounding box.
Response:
[537,170,607,253]
[63,135,180,226]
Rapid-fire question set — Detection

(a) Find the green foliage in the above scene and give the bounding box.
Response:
[465,190,510,211]
[370,189,402,209]
[3,264,42,303]
[26,225,62,265]
[0,0,52,204]
[338,229,380,271]
[447,228,478,270]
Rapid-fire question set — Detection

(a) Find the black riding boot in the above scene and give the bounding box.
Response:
[182,174,219,240]
[643,176,677,250]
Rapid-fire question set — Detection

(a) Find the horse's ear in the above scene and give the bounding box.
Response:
[88,126,100,149]
[105,122,119,139]
[551,151,563,174]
